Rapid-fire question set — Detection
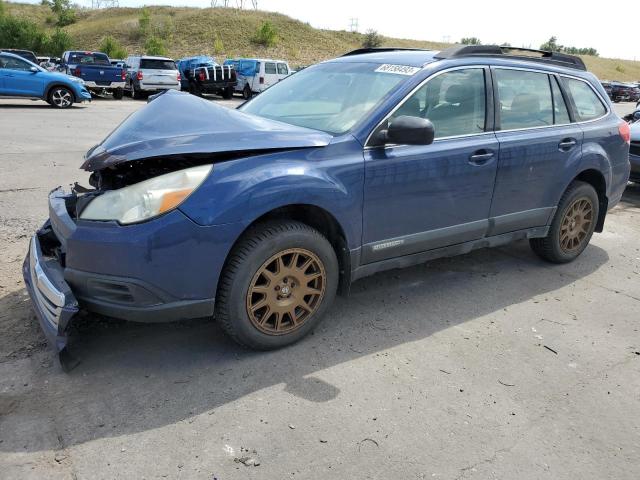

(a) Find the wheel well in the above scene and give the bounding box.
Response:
[574,169,607,232]
[45,83,76,102]
[233,205,352,295]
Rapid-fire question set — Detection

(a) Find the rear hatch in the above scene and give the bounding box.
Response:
[140,58,179,86]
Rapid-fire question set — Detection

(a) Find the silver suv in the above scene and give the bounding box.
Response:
[124,55,181,99]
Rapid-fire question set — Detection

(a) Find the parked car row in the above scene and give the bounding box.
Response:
[1,46,294,107]
[601,80,640,104]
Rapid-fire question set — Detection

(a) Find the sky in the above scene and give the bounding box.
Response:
[14,0,638,60]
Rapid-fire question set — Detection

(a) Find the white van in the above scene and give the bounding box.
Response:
[223,58,291,99]
[124,55,181,99]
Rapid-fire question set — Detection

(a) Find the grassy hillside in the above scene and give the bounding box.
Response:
[5,2,640,81]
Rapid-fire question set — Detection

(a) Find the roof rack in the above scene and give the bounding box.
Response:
[434,45,587,71]
[342,47,429,57]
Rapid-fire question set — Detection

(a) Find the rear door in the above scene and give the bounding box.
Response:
[263,61,278,89]
[0,55,45,97]
[276,62,290,82]
[489,68,583,235]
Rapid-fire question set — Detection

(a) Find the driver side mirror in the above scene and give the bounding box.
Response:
[634,110,640,121]
[29,66,38,73]
[372,116,435,146]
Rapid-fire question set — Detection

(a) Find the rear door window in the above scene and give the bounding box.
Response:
[277,63,289,75]
[265,62,277,74]
[563,77,607,121]
[551,76,571,124]
[495,69,553,130]
[140,59,177,70]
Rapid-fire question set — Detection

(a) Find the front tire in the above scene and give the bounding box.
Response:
[530,181,599,263]
[48,87,74,109]
[215,221,338,350]
[242,84,252,100]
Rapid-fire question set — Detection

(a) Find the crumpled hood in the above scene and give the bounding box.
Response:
[82,90,333,171]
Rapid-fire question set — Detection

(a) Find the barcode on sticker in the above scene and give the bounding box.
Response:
[375,64,421,76]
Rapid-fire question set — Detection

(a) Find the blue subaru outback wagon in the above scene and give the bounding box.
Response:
[23,45,631,356]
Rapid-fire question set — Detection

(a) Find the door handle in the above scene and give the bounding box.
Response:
[558,138,577,151]
[469,150,495,165]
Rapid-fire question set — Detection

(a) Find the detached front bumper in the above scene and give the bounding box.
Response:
[22,231,78,353]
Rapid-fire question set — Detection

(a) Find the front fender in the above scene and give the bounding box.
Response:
[179,144,364,250]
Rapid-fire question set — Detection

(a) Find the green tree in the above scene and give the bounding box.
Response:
[0,0,6,17]
[42,0,76,27]
[99,35,127,59]
[362,29,382,48]
[540,36,562,52]
[252,21,278,47]
[0,15,48,52]
[460,37,481,45]
[144,35,167,56]
[45,28,72,56]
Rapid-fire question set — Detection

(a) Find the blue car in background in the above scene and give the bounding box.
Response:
[23,46,630,359]
[0,51,91,108]
[177,55,236,98]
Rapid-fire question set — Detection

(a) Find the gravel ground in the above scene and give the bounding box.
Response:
[0,96,639,480]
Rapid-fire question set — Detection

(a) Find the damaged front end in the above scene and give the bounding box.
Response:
[22,91,332,366]
[22,188,81,368]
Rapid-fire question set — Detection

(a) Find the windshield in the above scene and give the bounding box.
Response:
[69,52,110,65]
[240,62,411,134]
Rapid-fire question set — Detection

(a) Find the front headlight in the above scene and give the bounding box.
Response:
[68,75,85,84]
[80,164,213,224]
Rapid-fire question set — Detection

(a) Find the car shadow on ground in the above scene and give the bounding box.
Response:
[620,182,640,206]
[0,238,610,453]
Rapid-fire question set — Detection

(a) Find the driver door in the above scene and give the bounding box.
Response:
[362,67,499,264]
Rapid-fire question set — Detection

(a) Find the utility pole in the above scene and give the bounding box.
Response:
[349,17,359,33]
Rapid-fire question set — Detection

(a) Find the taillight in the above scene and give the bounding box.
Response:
[177,72,181,82]
[136,71,143,81]
[73,66,81,77]
[198,70,205,82]
[259,76,264,84]
[619,121,631,144]
[121,69,126,81]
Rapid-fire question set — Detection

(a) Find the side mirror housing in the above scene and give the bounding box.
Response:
[373,116,435,146]
[29,66,38,73]
[633,110,640,121]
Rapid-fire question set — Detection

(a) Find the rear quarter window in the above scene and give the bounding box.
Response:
[563,78,607,121]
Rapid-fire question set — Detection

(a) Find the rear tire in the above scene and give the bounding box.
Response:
[132,83,142,100]
[113,88,123,100]
[222,86,234,99]
[48,86,74,109]
[215,221,338,350]
[242,84,252,100]
[529,181,599,263]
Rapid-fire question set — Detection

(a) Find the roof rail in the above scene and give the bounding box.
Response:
[434,45,587,71]
[342,47,429,57]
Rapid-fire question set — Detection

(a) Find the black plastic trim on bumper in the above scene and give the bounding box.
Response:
[22,235,78,353]
[76,296,215,323]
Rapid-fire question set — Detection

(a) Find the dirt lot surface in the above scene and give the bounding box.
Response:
[1,97,639,480]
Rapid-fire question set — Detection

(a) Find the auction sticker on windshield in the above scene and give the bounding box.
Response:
[375,64,421,75]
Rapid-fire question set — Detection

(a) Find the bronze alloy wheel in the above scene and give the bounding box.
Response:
[559,197,594,253]
[246,248,326,335]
